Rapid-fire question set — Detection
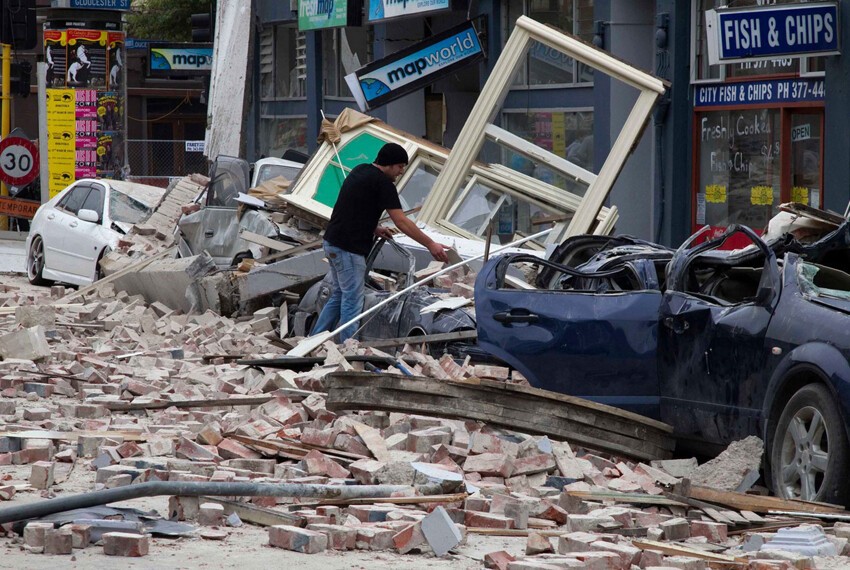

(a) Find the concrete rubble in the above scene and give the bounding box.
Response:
[0,275,847,568]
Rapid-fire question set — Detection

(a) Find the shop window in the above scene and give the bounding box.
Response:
[260,25,306,100]
[697,108,781,230]
[498,110,594,193]
[260,116,308,158]
[691,0,826,83]
[507,0,594,87]
[323,27,372,98]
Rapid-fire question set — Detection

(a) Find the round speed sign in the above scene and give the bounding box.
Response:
[0,137,39,186]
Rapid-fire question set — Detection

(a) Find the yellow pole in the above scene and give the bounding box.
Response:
[0,43,10,231]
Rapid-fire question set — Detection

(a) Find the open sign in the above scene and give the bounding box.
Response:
[791,123,811,142]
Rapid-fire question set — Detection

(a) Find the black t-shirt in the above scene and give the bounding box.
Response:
[324,163,403,256]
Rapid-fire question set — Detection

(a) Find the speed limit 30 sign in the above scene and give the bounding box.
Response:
[0,136,39,186]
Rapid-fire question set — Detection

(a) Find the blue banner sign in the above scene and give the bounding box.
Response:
[298,0,362,31]
[346,20,484,111]
[694,78,825,108]
[366,0,451,23]
[706,2,839,64]
[149,44,213,76]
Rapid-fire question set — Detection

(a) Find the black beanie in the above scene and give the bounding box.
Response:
[374,143,409,166]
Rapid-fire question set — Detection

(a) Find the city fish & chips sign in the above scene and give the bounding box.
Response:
[346,20,483,111]
[706,1,839,64]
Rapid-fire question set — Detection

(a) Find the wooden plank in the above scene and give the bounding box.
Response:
[330,384,665,458]
[739,510,766,524]
[240,230,296,253]
[199,496,301,527]
[702,507,735,526]
[632,540,743,564]
[330,380,671,460]
[55,246,177,304]
[0,429,152,442]
[103,395,274,411]
[359,330,477,349]
[689,485,846,514]
[340,373,673,445]
[566,491,688,507]
[718,509,751,526]
[256,239,322,264]
[325,372,675,461]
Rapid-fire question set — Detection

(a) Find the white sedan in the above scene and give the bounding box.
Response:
[26,179,165,287]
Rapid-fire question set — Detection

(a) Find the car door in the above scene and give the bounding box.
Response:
[658,225,780,448]
[179,156,249,266]
[67,181,110,281]
[40,182,92,275]
[475,253,663,418]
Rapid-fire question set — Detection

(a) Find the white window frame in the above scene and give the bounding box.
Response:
[418,15,664,242]
[506,0,596,89]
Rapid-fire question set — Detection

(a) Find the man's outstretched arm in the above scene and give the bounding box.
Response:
[386,209,449,263]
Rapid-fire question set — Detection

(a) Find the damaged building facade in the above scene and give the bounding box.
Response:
[249,0,850,248]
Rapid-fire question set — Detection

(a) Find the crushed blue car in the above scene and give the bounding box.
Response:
[475,217,850,505]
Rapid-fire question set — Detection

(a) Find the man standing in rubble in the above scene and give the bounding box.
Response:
[311,142,449,342]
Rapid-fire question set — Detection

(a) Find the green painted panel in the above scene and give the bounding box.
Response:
[314,133,388,208]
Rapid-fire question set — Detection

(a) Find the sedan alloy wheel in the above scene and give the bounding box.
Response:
[771,384,850,504]
[27,235,52,286]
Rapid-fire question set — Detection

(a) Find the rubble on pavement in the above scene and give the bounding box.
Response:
[0,277,847,568]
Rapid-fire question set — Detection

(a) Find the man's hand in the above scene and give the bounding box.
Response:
[428,241,450,263]
[374,226,395,240]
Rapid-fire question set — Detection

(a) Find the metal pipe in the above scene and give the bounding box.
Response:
[0,482,443,525]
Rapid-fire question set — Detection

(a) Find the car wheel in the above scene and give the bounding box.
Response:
[95,248,111,281]
[27,235,53,286]
[770,384,850,505]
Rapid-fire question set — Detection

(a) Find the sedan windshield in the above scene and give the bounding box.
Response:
[109,189,152,224]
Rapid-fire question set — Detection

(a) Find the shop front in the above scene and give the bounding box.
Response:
[691,0,834,247]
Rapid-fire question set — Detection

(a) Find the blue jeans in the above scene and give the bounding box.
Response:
[310,241,367,342]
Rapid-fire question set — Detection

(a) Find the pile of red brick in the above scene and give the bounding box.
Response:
[0,279,848,568]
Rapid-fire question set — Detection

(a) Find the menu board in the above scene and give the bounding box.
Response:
[697,108,780,230]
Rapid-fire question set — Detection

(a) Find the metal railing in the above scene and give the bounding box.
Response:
[125,139,209,188]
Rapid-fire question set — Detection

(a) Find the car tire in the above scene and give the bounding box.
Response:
[770,383,850,505]
[27,235,53,286]
[95,247,111,281]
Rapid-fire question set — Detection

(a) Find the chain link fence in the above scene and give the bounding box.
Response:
[125,139,209,188]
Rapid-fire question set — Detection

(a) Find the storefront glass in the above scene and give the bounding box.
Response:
[697,109,781,231]
[790,113,822,209]
[500,110,594,194]
[323,27,371,98]
[260,25,305,100]
[260,117,308,157]
[509,0,594,86]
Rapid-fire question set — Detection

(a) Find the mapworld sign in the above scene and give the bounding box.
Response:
[706,2,840,65]
[345,20,484,112]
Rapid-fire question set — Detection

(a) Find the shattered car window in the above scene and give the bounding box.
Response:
[798,262,850,300]
[109,189,152,225]
[255,164,301,186]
